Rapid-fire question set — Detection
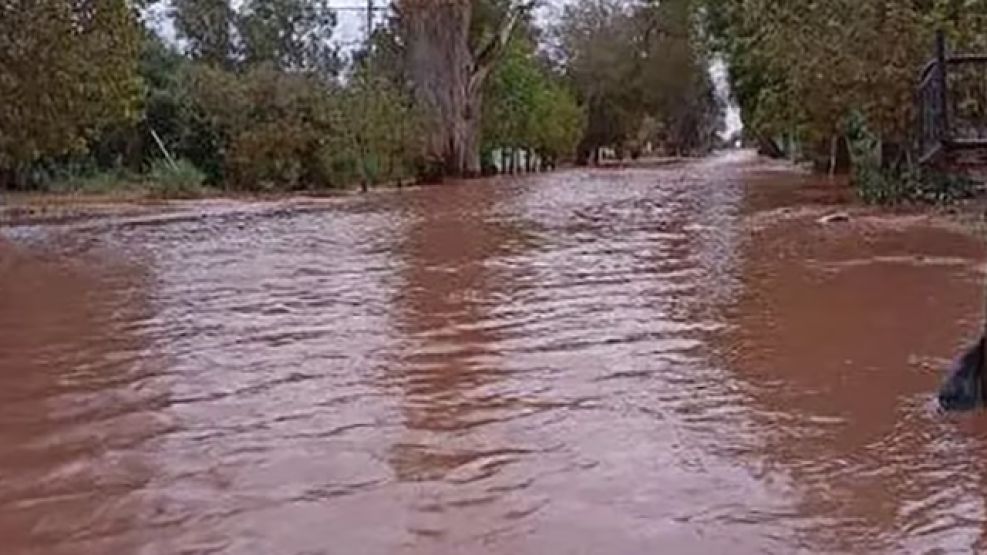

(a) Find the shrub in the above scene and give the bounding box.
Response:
[846,110,975,206]
[38,161,139,195]
[146,158,207,198]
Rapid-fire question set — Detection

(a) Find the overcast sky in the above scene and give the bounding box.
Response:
[144,0,373,47]
[146,1,568,51]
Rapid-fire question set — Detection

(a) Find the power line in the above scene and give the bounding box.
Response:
[366,0,374,46]
[331,6,387,11]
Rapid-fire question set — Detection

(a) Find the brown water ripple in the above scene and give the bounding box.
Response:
[2,152,986,553]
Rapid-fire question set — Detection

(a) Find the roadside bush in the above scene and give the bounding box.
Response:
[854,160,977,206]
[50,172,135,195]
[903,168,978,205]
[846,110,975,206]
[853,156,977,206]
[182,64,425,191]
[37,161,139,195]
[342,71,426,186]
[146,159,207,198]
[187,65,349,190]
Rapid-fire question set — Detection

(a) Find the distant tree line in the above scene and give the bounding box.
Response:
[0,0,727,193]
[556,0,724,164]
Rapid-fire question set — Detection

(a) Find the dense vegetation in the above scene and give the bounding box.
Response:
[556,0,723,163]
[0,0,729,194]
[703,0,987,202]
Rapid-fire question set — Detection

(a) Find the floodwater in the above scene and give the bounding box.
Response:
[2,151,987,554]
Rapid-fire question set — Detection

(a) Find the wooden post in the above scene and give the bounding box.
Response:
[829,135,837,176]
[936,30,950,141]
[150,127,178,170]
[981,281,987,390]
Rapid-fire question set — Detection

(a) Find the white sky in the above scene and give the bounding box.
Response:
[146,1,564,52]
[143,0,373,48]
[710,58,744,139]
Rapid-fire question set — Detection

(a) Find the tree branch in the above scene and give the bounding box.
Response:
[467,1,536,105]
[472,1,535,74]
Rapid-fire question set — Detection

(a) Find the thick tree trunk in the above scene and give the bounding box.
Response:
[400,0,522,178]
[0,169,11,191]
[401,1,472,176]
[460,97,482,176]
[576,144,589,166]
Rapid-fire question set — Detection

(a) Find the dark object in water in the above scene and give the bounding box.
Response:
[939,337,986,411]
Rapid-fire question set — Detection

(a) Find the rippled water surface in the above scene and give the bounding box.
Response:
[3,152,987,554]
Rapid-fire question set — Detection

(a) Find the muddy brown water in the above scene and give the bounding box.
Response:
[2,151,987,554]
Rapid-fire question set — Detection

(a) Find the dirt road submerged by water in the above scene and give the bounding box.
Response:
[1,151,986,554]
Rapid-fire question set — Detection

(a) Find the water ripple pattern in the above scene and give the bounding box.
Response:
[2,152,986,554]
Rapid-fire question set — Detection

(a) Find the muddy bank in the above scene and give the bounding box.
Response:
[0,192,330,228]
[0,193,169,227]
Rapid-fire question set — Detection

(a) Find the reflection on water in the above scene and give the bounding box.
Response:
[1,151,986,553]
[0,245,165,554]
[724,186,987,553]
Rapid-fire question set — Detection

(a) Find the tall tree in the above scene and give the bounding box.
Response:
[237,0,340,75]
[635,0,722,154]
[555,0,636,161]
[556,0,721,161]
[171,0,234,67]
[0,0,142,186]
[397,0,529,177]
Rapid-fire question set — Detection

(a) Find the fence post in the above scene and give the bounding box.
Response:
[936,30,950,142]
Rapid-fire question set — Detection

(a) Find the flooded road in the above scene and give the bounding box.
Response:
[2,151,987,553]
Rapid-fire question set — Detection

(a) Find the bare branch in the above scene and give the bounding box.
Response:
[472,1,535,74]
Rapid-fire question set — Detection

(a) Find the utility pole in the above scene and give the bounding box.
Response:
[361,0,376,193]
[366,0,374,49]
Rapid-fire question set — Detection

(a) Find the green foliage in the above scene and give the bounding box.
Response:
[847,111,976,205]
[173,0,341,74]
[555,0,722,160]
[237,0,340,74]
[1,0,745,192]
[146,159,207,198]
[32,158,207,198]
[703,0,987,166]
[0,0,142,181]
[45,167,139,195]
[483,39,585,161]
[183,65,338,190]
[845,111,898,204]
[171,0,235,67]
[555,0,638,154]
[531,80,585,160]
[856,164,977,206]
[178,62,423,191]
[344,71,426,185]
